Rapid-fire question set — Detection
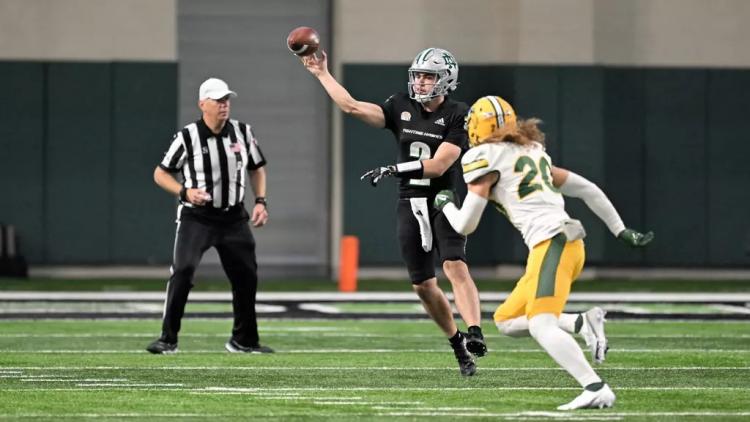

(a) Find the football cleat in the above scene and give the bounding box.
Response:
[452,338,477,376]
[146,339,178,354]
[225,339,275,354]
[581,307,608,364]
[557,384,616,410]
[465,326,487,357]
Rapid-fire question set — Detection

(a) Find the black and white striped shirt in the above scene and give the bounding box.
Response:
[159,118,266,209]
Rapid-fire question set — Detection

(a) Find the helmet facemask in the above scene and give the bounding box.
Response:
[408,48,459,103]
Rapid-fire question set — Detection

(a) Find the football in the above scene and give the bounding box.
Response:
[286,26,320,57]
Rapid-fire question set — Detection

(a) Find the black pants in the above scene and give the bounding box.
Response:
[396,198,467,284]
[160,207,259,346]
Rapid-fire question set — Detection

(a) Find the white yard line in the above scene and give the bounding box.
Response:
[0,332,748,338]
[4,366,747,371]
[1,348,748,353]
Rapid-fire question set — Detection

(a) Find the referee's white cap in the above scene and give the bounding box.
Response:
[199,78,238,100]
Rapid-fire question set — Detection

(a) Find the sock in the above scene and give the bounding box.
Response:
[467,325,483,337]
[448,330,463,348]
[558,313,582,334]
[528,313,601,388]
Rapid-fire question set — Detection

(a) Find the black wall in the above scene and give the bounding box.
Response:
[343,64,750,267]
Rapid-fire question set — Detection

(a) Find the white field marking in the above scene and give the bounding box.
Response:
[298,303,341,314]
[379,411,750,418]
[372,406,487,411]
[20,378,127,382]
[197,386,750,393]
[2,347,749,354]
[1,332,747,339]
[1,412,747,419]
[2,366,748,371]
[21,376,130,383]
[75,383,183,387]
[712,304,750,314]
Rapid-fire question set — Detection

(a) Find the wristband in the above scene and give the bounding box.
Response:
[394,160,424,179]
[255,197,267,208]
[179,187,188,202]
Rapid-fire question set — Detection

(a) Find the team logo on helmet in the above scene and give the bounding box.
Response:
[465,96,517,147]
[408,47,459,103]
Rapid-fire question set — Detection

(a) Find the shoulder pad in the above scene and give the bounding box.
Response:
[461,144,501,183]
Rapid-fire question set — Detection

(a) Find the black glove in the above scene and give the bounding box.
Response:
[360,165,396,187]
[617,228,654,248]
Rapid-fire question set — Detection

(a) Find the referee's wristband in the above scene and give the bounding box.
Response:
[255,197,267,209]
[179,187,188,202]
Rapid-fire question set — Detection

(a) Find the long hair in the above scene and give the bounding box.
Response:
[484,118,545,147]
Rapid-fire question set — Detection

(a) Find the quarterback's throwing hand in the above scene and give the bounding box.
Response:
[617,228,654,248]
[360,165,396,187]
[433,190,455,211]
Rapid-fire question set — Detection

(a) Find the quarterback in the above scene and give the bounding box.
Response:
[434,96,654,410]
[302,48,484,376]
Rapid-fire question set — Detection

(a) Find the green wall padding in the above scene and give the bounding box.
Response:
[0,61,177,265]
[344,64,750,268]
[0,63,45,262]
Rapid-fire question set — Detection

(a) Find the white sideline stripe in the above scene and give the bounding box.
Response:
[1,332,748,339]
[200,386,749,392]
[5,366,748,371]
[2,291,749,302]
[2,386,747,393]
[1,411,748,418]
[2,348,748,354]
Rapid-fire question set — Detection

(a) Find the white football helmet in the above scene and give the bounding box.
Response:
[408,48,459,103]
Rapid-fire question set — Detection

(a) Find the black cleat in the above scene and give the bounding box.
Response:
[146,339,177,354]
[225,339,275,353]
[452,340,477,376]
[465,326,487,357]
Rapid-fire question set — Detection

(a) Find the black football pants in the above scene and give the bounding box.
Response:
[160,217,259,346]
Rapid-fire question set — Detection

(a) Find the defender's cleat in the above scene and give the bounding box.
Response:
[225,339,275,353]
[557,384,616,410]
[581,307,608,364]
[452,339,477,376]
[146,339,178,354]
[465,326,487,357]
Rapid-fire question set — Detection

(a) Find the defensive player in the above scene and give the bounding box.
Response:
[301,48,484,376]
[434,96,654,409]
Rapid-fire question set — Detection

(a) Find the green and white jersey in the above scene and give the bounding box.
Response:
[461,141,570,248]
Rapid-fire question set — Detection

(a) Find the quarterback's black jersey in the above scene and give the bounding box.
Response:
[381,93,469,198]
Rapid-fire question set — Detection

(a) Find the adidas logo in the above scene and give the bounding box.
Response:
[434,117,445,126]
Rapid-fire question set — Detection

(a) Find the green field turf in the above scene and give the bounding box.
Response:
[0,319,748,420]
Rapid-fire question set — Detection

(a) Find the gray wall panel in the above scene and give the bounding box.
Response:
[178,0,330,275]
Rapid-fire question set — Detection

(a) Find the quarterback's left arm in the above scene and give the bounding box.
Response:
[551,166,653,247]
[435,172,497,235]
[248,166,268,227]
[360,142,461,186]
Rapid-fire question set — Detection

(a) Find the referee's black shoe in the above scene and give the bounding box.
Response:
[146,339,178,354]
[465,325,487,357]
[225,339,275,353]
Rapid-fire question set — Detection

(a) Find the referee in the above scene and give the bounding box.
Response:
[146,77,273,354]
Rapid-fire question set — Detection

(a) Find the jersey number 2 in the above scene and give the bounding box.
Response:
[409,142,430,186]
[514,156,558,198]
